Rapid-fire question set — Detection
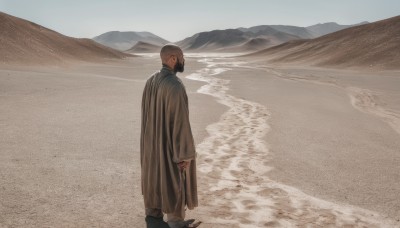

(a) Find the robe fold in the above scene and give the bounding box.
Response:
[140,66,198,213]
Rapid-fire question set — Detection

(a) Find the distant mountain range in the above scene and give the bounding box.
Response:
[3,9,397,69]
[246,16,400,69]
[175,22,369,52]
[92,31,169,51]
[126,41,162,53]
[0,12,130,65]
[306,21,369,37]
[175,28,298,52]
[94,21,368,53]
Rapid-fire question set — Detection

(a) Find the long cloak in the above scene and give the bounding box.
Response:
[140,66,198,213]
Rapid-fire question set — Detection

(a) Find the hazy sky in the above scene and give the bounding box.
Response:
[1,0,399,42]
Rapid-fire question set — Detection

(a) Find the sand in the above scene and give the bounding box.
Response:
[183,55,400,227]
[1,54,399,227]
[0,56,224,227]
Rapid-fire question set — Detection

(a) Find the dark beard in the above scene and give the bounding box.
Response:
[174,61,184,73]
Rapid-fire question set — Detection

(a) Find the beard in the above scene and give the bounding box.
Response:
[174,60,185,73]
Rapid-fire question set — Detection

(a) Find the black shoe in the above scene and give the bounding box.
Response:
[145,215,170,228]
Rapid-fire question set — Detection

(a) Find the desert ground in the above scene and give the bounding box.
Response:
[1,54,399,227]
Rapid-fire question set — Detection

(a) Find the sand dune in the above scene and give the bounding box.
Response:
[246,15,400,69]
[126,41,162,53]
[0,12,131,65]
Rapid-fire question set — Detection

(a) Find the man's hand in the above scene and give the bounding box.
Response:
[177,161,190,171]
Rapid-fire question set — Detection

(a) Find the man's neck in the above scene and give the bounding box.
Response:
[162,64,175,73]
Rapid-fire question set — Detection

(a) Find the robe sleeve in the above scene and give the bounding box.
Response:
[167,83,196,163]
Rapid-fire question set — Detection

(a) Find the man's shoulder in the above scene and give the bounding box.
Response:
[165,78,188,98]
[164,74,183,86]
[145,70,185,92]
[145,71,160,83]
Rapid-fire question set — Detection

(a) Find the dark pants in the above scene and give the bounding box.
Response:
[146,172,186,228]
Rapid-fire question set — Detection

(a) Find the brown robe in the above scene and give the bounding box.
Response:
[140,66,198,213]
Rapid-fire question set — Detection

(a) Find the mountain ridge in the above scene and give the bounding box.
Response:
[126,41,162,53]
[175,21,368,52]
[93,31,169,51]
[245,16,400,69]
[0,11,131,65]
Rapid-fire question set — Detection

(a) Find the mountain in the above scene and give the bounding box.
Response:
[245,16,400,69]
[306,21,369,37]
[239,38,274,51]
[240,22,369,39]
[240,25,314,39]
[126,41,162,53]
[176,21,368,53]
[93,31,169,51]
[176,28,300,52]
[240,26,301,42]
[177,29,249,51]
[0,12,130,65]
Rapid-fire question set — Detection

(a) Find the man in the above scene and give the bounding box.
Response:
[140,44,201,228]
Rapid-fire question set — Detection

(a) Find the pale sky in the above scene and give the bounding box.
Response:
[1,0,399,42]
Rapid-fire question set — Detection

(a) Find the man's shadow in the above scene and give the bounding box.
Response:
[145,216,170,228]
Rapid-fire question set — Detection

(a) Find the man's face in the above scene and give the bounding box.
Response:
[174,54,185,73]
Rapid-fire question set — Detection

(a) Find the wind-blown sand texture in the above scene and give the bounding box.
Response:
[0,12,131,65]
[1,54,399,227]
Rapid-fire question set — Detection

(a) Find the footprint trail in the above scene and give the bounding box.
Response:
[186,56,397,228]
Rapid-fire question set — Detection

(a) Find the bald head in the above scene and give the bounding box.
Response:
[160,44,185,73]
[160,44,183,64]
